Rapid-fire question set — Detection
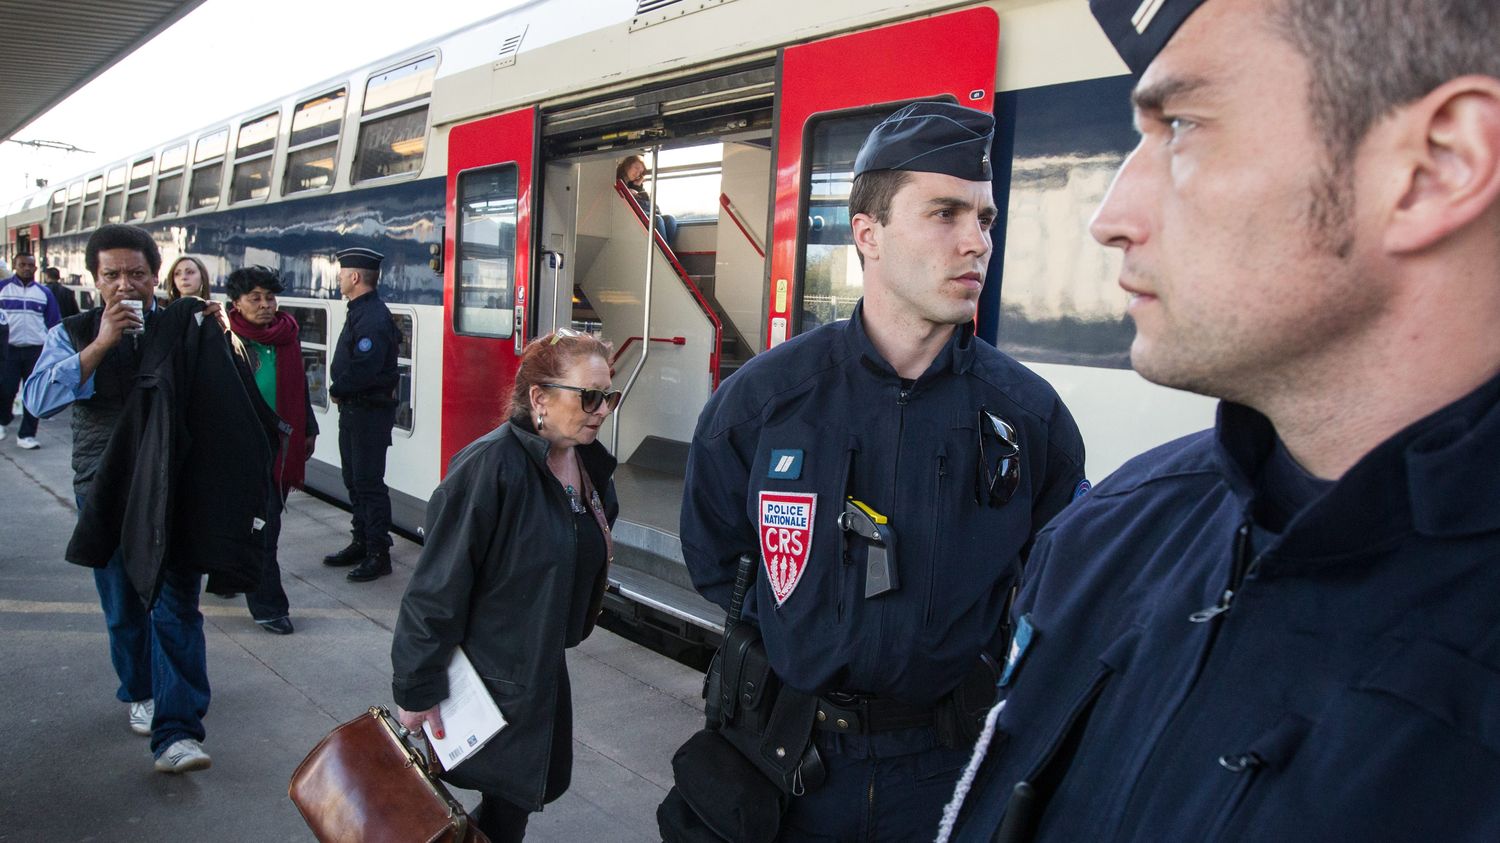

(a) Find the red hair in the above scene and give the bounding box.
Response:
[508,330,613,423]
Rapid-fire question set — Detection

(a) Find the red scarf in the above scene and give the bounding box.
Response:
[229,309,308,495]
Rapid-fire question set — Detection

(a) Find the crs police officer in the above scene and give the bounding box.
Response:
[322,247,401,582]
[681,103,1086,840]
[944,0,1500,840]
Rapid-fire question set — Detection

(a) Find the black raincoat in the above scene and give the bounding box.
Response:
[391,420,618,810]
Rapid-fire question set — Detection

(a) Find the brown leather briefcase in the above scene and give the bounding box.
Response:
[289,706,489,843]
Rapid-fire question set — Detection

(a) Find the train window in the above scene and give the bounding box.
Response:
[291,89,346,146]
[236,111,279,157]
[189,164,224,211]
[154,144,188,217]
[49,189,65,232]
[103,167,126,224]
[82,175,104,229]
[161,143,188,172]
[231,111,280,204]
[454,165,518,338]
[353,108,427,183]
[231,158,273,202]
[127,158,153,221]
[103,191,125,224]
[130,158,153,190]
[195,129,228,163]
[363,57,435,114]
[281,305,330,410]
[153,173,184,217]
[189,129,228,211]
[798,110,892,330]
[353,56,434,184]
[390,310,416,433]
[285,89,346,195]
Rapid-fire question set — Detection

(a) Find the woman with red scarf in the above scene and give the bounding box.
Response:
[226,266,319,635]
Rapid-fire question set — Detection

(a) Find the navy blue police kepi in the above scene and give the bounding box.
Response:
[336,247,384,271]
[853,102,993,181]
[1090,0,1211,76]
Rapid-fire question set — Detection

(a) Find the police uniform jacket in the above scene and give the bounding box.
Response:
[391,420,618,811]
[330,291,399,402]
[682,303,1085,706]
[948,374,1500,841]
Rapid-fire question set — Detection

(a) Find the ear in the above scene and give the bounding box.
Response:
[1385,75,1500,254]
[528,384,547,414]
[851,213,882,264]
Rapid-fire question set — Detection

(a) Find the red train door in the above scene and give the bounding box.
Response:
[766,7,999,348]
[440,106,538,471]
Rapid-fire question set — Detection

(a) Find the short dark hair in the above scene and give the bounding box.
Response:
[848,170,912,267]
[42,267,60,281]
[1272,0,1500,254]
[85,224,161,275]
[14,251,33,260]
[1275,0,1500,170]
[225,265,284,300]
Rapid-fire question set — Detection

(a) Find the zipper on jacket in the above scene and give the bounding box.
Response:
[1189,521,1257,623]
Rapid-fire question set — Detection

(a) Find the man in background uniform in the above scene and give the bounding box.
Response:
[943,0,1500,840]
[681,102,1086,840]
[322,247,401,582]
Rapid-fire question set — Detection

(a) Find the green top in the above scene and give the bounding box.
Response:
[244,338,277,410]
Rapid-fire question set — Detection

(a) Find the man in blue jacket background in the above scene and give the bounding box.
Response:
[943,0,1500,840]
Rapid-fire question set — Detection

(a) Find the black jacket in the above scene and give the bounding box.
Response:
[66,298,280,605]
[391,421,618,810]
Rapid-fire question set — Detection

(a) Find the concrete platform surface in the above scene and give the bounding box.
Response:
[0,411,704,841]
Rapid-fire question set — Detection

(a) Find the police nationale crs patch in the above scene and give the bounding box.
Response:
[759,491,816,606]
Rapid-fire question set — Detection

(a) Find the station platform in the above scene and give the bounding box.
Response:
[0,409,706,841]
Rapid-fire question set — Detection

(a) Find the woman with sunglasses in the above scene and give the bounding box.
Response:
[392,328,621,842]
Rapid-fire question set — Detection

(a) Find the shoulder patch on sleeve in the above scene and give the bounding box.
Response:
[357,337,373,353]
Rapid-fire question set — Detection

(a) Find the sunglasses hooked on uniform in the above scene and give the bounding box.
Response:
[976,406,1020,508]
[541,383,623,413]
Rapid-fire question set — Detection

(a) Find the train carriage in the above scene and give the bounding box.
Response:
[2,0,1216,641]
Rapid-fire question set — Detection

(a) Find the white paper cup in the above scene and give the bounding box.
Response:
[122,299,144,335]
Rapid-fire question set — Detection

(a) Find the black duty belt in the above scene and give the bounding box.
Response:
[337,394,397,409]
[815,691,938,734]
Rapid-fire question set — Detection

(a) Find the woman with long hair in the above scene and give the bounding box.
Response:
[165,255,211,301]
[392,328,621,842]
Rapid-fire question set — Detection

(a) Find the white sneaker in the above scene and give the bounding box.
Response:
[154,738,212,773]
[0,425,7,441]
[16,436,38,450]
[128,699,154,736]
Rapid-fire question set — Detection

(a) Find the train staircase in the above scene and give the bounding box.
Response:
[673,249,754,382]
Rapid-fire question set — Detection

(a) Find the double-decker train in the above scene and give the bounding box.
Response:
[2,0,1215,643]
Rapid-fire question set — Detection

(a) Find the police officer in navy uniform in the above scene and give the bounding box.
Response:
[323,247,401,582]
[943,1,1500,841]
[681,102,1087,841]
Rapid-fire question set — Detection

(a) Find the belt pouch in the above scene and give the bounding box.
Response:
[666,729,786,843]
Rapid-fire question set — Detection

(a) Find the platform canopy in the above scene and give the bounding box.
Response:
[0,0,208,142]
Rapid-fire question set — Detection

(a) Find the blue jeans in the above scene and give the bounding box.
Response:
[83,497,210,755]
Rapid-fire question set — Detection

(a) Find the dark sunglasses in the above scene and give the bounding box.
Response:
[976,407,1020,508]
[541,382,623,413]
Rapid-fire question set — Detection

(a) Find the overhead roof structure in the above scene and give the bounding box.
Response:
[0,0,208,142]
